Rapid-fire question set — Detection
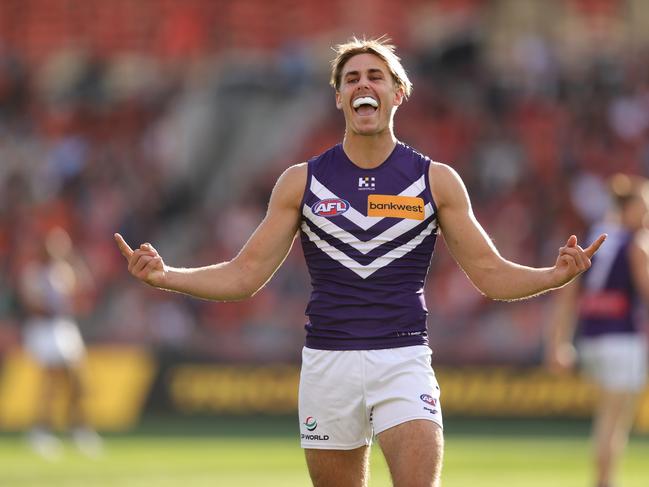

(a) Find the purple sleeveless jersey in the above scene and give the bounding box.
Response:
[299,142,438,350]
[577,223,640,337]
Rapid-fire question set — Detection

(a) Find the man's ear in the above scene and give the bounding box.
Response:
[393,87,404,107]
[335,91,343,110]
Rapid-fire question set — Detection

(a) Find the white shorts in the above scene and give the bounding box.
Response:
[24,317,86,367]
[298,345,443,450]
[578,333,648,392]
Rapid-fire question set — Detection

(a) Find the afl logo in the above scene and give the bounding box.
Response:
[312,198,350,217]
[420,394,437,406]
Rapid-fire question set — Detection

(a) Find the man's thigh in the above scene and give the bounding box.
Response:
[366,346,443,435]
[377,419,444,487]
[299,348,372,449]
[304,446,370,487]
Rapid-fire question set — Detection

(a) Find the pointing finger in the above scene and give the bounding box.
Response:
[114,233,134,259]
[584,233,607,258]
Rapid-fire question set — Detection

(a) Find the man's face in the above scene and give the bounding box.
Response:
[335,53,404,136]
[623,193,649,230]
[633,192,649,229]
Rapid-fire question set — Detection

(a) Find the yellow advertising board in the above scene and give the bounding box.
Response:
[2,351,649,433]
[0,346,156,431]
[164,364,649,432]
[168,364,300,414]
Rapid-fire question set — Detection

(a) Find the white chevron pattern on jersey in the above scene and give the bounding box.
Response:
[310,175,428,231]
[303,202,436,255]
[301,218,438,279]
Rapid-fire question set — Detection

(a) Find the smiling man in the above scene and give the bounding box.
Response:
[115,37,606,487]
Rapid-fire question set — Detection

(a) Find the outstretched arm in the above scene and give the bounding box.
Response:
[115,163,306,301]
[629,228,649,303]
[430,163,606,301]
[544,278,580,373]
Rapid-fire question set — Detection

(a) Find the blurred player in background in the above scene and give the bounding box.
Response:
[116,37,605,487]
[546,174,649,487]
[19,227,102,459]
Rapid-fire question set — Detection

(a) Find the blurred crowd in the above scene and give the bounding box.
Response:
[2,0,649,364]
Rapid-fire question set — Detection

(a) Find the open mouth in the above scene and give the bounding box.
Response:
[352,96,378,116]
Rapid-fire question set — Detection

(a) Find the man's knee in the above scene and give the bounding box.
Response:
[377,419,444,487]
[305,447,369,487]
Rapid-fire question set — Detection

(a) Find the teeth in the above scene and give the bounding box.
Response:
[353,96,378,109]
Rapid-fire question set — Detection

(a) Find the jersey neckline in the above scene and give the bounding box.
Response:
[336,141,403,172]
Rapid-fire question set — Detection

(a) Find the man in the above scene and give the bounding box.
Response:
[20,226,102,459]
[546,174,648,487]
[115,37,605,487]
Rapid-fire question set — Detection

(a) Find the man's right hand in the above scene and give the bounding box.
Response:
[544,342,577,375]
[114,233,167,288]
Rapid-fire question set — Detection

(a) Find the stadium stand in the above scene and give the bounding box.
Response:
[1,0,649,368]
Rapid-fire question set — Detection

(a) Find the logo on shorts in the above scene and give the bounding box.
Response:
[301,417,329,441]
[420,393,439,415]
[301,433,330,441]
[311,198,350,217]
[420,394,437,407]
[304,416,318,431]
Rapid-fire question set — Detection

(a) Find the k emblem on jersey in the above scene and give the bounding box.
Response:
[367,195,425,220]
[358,176,376,190]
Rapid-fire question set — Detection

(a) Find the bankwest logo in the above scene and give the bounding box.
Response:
[367,195,425,220]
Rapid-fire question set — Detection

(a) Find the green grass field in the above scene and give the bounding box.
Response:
[1,417,647,486]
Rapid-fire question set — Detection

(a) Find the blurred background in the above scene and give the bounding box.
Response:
[0,0,649,484]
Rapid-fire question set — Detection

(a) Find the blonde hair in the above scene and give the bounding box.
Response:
[330,36,413,99]
[609,173,649,209]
